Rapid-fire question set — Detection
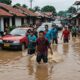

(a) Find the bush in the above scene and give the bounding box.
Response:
[9,25,16,32]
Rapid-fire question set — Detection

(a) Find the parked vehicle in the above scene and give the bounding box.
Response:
[0,27,32,50]
[37,22,52,32]
[54,19,63,31]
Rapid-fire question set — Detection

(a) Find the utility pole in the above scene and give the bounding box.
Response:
[30,0,33,9]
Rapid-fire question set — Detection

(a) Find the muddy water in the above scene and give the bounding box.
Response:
[0,37,80,80]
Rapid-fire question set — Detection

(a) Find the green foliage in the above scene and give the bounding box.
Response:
[58,11,66,17]
[67,6,77,13]
[22,4,28,8]
[0,0,12,5]
[9,26,16,32]
[13,3,21,7]
[29,8,35,12]
[34,6,40,11]
[41,5,56,14]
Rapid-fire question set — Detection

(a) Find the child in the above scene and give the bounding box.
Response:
[36,31,53,64]
[28,31,37,55]
[61,27,70,43]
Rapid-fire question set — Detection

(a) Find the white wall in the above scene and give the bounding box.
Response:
[10,17,12,26]
[0,17,4,31]
[15,17,21,26]
[30,17,33,24]
[24,18,27,24]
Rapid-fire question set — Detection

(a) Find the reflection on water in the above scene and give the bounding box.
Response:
[0,37,80,80]
[62,44,69,55]
[0,50,22,64]
[52,45,58,51]
[27,58,34,75]
[35,64,48,80]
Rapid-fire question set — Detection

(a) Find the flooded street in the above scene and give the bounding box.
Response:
[0,36,80,80]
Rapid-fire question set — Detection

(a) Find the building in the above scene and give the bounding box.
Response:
[14,6,39,25]
[0,9,13,31]
[70,1,80,26]
[0,2,54,32]
[0,2,26,32]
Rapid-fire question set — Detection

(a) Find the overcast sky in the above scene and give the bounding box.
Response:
[12,0,77,12]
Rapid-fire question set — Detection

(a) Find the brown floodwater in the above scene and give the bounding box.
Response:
[0,37,80,80]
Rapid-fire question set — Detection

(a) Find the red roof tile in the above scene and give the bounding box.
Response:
[35,12,45,17]
[43,12,53,16]
[16,6,38,17]
[0,3,26,17]
[0,9,12,16]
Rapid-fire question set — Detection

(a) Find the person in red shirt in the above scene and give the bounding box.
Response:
[36,31,53,64]
[61,27,70,43]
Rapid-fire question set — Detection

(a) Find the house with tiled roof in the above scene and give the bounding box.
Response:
[0,2,54,32]
[70,1,80,26]
[13,6,40,25]
[0,2,27,32]
[0,8,13,31]
[35,11,54,23]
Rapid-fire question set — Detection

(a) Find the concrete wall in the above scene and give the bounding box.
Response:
[15,17,21,26]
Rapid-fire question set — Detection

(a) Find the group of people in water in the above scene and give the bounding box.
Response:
[27,23,80,64]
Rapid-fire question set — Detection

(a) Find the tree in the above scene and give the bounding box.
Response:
[34,6,40,11]
[13,3,21,7]
[29,8,35,12]
[0,0,12,5]
[58,11,66,17]
[41,5,56,14]
[22,4,28,8]
[67,6,77,14]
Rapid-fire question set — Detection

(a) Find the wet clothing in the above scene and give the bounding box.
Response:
[44,30,51,43]
[34,31,38,38]
[63,38,69,43]
[28,35,37,54]
[28,49,35,55]
[52,38,58,44]
[36,52,48,63]
[36,38,50,63]
[51,28,58,39]
[36,38,50,53]
[71,27,77,33]
[51,28,58,44]
[62,30,70,43]
[71,27,77,37]
[62,30,70,39]
[72,33,76,37]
